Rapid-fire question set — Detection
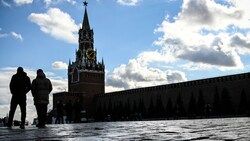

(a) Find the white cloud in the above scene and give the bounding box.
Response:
[154,0,250,71]
[52,61,68,70]
[180,63,210,71]
[177,0,245,31]
[0,28,8,38]
[230,33,250,54]
[43,0,76,7]
[105,86,124,93]
[28,8,79,44]
[0,30,24,41]
[228,0,250,29]
[14,0,33,6]
[1,0,11,7]
[137,50,175,65]
[0,33,8,38]
[117,0,140,6]
[10,32,23,41]
[0,67,67,123]
[44,0,52,6]
[106,55,187,92]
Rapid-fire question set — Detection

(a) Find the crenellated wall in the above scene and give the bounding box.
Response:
[95,72,250,120]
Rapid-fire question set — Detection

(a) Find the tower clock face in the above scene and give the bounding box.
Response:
[86,48,95,60]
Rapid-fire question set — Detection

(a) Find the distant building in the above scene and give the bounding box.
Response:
[54,2,250,121]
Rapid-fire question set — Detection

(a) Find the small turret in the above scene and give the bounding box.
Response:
[69,59,71,65]
[102,57,104,66]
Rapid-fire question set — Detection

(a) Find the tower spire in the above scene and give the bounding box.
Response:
[82,0,90,30]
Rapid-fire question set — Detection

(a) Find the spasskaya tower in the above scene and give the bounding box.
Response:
[68,0,105,118]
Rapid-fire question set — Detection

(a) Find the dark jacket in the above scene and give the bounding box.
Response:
[65,102,73,113]
[31,71,52,105]
[56,101,64,114]
[9,71,31,96]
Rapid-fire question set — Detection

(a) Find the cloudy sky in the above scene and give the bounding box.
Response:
[1,0,250,123]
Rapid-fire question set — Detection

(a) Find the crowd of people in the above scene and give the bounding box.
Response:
[54,99,83,124]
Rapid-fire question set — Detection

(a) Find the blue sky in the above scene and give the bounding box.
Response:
[1,0,250,122]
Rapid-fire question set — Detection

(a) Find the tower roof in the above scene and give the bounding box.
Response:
[82,0,90,30]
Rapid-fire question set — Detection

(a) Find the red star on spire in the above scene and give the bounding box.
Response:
[83,0,88,7]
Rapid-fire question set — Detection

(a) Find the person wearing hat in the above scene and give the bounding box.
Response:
[7,67,31,129]
[31,69,52,128]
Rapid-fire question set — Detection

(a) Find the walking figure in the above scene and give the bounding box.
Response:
[31,69,52,128]
[65,100,73,123]
[55,100,64,124]
[74,99,82,123]
[7,67,31,129]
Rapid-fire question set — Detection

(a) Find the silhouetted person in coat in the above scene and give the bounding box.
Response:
[65,100,73,123]
[55,100,64,124]
[7,67,31,129]
[31,69,52,128]
[74,100,82,123]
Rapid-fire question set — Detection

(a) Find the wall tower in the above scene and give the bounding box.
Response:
[68,1,105,118]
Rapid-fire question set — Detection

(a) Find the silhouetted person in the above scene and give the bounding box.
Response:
[74,100,82,123]
[31,69,52,128]
[46,111,53,124]
[7,67,31,129]
[205,104,211,118]
[55,100,64,124]
[65,100,73,123]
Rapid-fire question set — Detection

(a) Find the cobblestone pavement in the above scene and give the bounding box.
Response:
[0,117,250,141]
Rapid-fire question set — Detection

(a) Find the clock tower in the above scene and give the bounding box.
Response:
[68,1,105,118]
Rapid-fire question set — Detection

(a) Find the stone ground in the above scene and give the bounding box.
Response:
[0,118,250,141]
